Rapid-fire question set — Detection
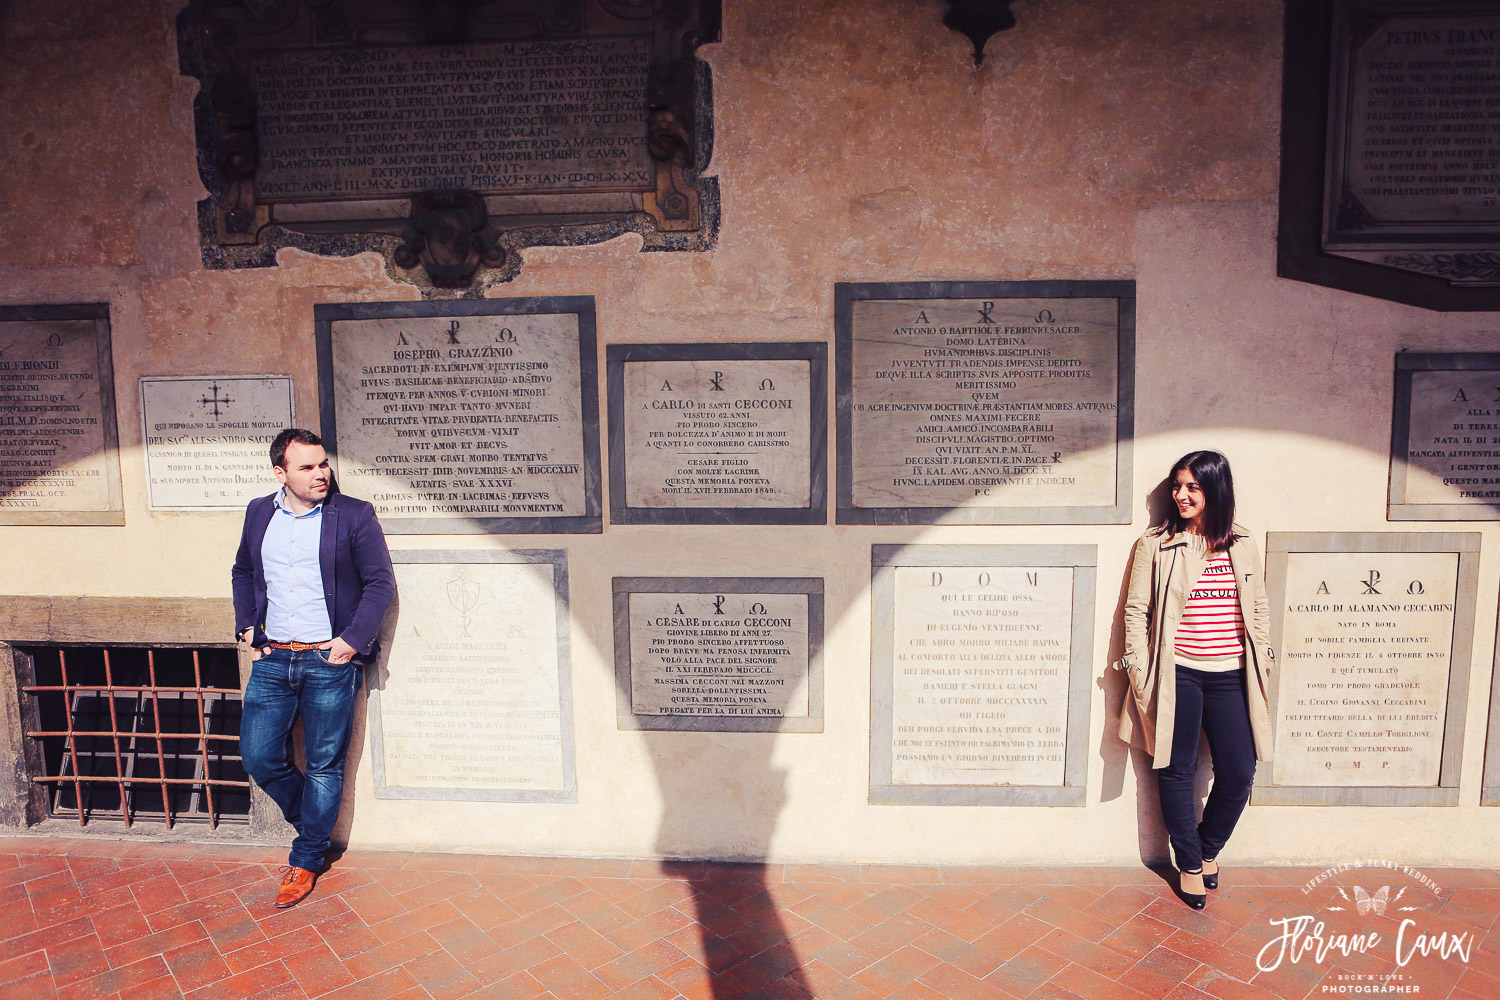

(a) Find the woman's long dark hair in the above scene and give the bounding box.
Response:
[1154,450,1236,552]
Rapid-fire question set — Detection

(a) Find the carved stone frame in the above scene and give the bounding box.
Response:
[1278,0,1500,309]
[611,576,826,734]
[0,304,124,526]
[1388,352,1500,520]
[606,342,829,525]
[834,281,1135,525]
[1255,532,1477,807]
[313,296,603,534]
[868,544,1096,807]
[369,549,577,803]
[177,0,721,292]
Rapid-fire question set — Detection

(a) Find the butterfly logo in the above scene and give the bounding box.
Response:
[1328,884,1417,914]
[1354,886,1389,916]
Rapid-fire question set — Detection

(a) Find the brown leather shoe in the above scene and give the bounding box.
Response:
[275,866,317,908]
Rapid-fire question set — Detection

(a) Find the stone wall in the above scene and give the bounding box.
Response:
[3,0,1499,864]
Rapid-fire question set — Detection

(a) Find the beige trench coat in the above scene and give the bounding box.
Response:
[1116,525,1276,769]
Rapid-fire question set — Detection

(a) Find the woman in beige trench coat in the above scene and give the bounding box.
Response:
[1118,451,1275,909]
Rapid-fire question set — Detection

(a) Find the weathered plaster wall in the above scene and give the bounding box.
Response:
[2,0,1499,865]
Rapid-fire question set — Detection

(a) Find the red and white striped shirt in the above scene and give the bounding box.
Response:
[1174,553,1245,660]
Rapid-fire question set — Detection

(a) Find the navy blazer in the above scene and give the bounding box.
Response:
[232,491,396,665]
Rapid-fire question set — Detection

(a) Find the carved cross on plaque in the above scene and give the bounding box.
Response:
[199,382,235,420]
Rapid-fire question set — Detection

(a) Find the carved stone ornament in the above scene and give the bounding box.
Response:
[393,191,505,288]
[1382,252,1500,286]
[177,0,721,293]
[943,0,1016,66]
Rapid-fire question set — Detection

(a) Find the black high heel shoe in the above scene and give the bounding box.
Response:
[1178,868,1207,910]
[1202,858,1219,891]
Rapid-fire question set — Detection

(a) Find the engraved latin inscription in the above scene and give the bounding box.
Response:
[1273,551,1457,787]
[380,561,567,793]
[889,566,1073,787]
[330,313,587,520]
[251,39,651,202]
[628,592,810,719]
[0,320,111,513]
[849,298,1119,510]
[1401,369,1500,504]
[140,377,293,509]
[622,359,811,508]
[1339,13,1500,224]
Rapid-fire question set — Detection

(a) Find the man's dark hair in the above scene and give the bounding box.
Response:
[270,428,323,470]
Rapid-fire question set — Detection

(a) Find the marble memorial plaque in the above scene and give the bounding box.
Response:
[1328,7,1500,239]
[177,3,720,289]
[1273,552,1457,787]
[1278,2,1500,308]
[624,361,809,507]
[1390,354,1500,518]
[836,282,1133,524]
[870,545,1095,805]
[371,551,575,802]
[140,376,293,509]
[0,305,122,525]
[607,343,827,524]
[1260,533,1476,806]
[251,38,652,203]
[890,566,1072,787]
[317,299,601,533]
[1293,2,1500,298]
[613,578,823,733]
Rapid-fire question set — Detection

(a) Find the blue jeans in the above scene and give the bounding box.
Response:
[240,647,360,872]
[1156,664,1257,873]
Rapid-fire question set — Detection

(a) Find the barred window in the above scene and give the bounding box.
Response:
[20,645,250,828]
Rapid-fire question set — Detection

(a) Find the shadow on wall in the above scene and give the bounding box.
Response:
[328,586,395,860]
[1098,527,1169,865]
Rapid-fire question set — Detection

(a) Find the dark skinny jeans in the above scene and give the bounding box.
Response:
[1157,664,1257,873]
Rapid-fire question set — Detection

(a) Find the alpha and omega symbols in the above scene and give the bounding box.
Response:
[667,596,771,616]
[393,321,520,350]
[1313,571,1427,596]
[656,372,779,393]
[904,303,1063,326]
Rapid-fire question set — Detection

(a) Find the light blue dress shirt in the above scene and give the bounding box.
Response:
[261,488,333,642]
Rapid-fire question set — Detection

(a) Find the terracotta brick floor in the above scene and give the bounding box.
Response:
[3,837,1498,1000]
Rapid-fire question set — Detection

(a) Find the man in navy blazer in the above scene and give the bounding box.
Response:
[232,428,395,908]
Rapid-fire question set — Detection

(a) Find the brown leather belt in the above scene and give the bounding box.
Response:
[265,640,325,651]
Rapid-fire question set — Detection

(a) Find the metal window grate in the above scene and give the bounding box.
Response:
[20,645,250,828]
